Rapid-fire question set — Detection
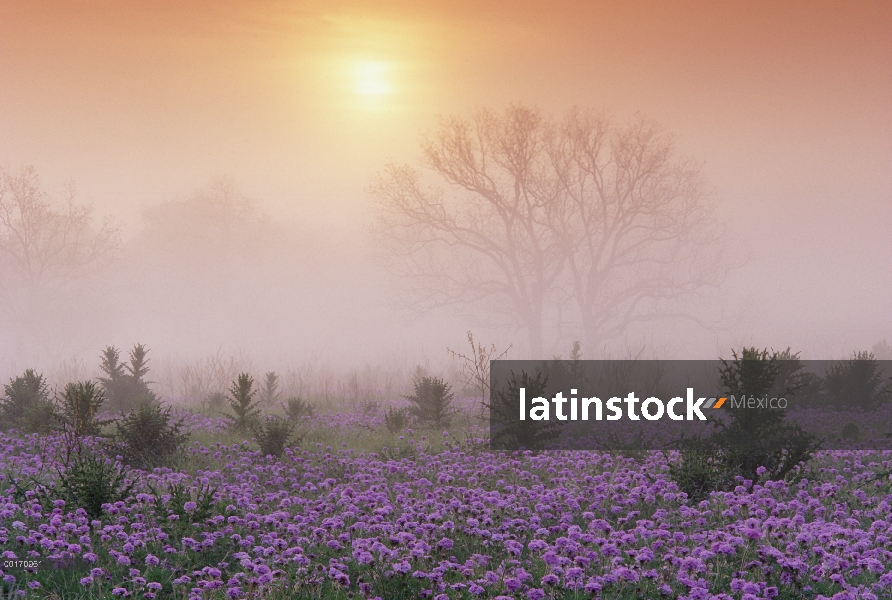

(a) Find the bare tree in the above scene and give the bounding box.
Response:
[138,178,274,266]
[0,165,120,347]
[371,106,729,356]
[447,331,512,421]
[371,106,566,356]
[548,109,727,351]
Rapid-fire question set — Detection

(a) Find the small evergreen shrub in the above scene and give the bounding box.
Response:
[841,422,860,441]
[405,376,454,428]
[253,415,298,457]
[669,347,820,499]
[98,344,156,413]
[205,391,227,411]
[490,370,560,451]
[667,444,735,503]
[384,406,410,434]
[823,351,891,410]
[147,481,220,525]
[57,381,109,438]
[259,371,280,406]
[110,400,190,469]
[0,369,56,433]
[224,373,261,432]
[55,452,134,519]
[717,348,820,482]
[283,396,314,421]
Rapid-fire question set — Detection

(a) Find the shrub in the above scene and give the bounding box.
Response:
[224,373,261,432]
[667,444,735,503]
[98,343,156,413]
[283,396,314,421]
[841,422,860,441]
[205,391,227,411]
[109,400,190,469]
[253,415,298,457]
[0,369,56,433]
[384,406,410,434]
[669,348,820,498]
[719,348,819,480]
[822,351,891,410]
[55,452,135,519]
[147,481,219,525]
[259,371,280,406]
[57,381,109,438]
[490,370,560,451]
[405,376,454,428]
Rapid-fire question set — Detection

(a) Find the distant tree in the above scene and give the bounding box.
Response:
[548,110,727,350]
[371,107,565,357]
[131,179,294,343]
[138,178,274,268]
[871,340,892,360]
[0,165,119,348]
[371,106,727,356]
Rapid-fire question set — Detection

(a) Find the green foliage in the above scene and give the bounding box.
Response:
[54,452,134,519]
[109,400,190,469]
[822,351,891,410]
[57,381,109,438]
[841,422,860,441]
[384,406,410,434]
[283,396,315,421]
[670,347,820,500]
[253,415,298,457]
[147,481,220,525]
[667,443,735,503]
[259,371,281,406]
[405,376,454,428]
[490,370,560,451]
[0,369,56,433]
[205,391,227,411]
[225,372,261,432]
[719,347,787,430]
[772,347,823,404]
[98,343,156,413]
[720,348,819,480]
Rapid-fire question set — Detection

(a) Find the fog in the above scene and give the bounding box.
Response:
[1,0,890,395]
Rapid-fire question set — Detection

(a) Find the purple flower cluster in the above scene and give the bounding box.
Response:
[0,421,891,598]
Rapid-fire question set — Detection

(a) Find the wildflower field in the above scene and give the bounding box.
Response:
[1,402,892,600]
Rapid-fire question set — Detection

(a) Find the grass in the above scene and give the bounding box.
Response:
[8,394,886,600]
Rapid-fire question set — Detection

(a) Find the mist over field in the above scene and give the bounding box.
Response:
[1,0,890,392]
[3,4,892,599]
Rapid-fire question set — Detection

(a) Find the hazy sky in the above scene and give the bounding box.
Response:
[1,0,890,365]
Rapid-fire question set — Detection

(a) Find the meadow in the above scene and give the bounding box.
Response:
[0,367,891,600]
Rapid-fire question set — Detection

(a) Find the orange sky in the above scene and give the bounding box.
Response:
[1,0,890,356]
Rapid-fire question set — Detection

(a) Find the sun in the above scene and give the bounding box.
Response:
[352,60,392,97]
